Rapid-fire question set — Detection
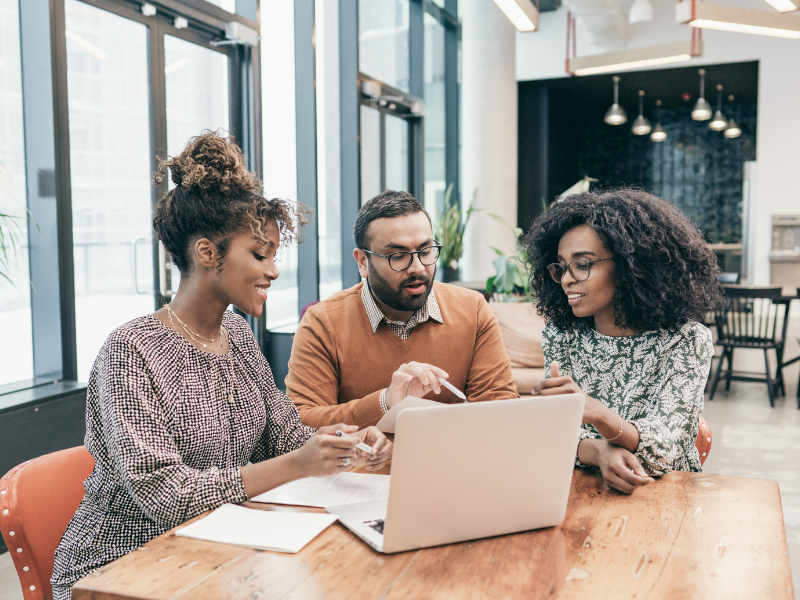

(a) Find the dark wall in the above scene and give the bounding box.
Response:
[518,61,759,243]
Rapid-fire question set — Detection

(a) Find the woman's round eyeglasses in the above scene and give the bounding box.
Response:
[547,258,613,283]
[360,244,442,272]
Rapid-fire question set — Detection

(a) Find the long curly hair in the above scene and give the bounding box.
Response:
[525,189,723,332]
[152,130,311,274]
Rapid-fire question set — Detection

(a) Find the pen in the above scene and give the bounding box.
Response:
[336,430,375,454]
[437,376,467,401]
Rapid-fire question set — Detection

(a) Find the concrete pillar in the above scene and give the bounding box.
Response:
[460,0,518,284]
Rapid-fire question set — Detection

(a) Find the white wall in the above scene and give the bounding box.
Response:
[515,0,800,286]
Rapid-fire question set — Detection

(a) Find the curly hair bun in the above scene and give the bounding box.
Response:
[154,130,262,196]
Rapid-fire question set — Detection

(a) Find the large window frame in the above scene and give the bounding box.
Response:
[1,0,261,399]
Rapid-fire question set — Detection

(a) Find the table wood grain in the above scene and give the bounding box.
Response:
[71,468,794,600]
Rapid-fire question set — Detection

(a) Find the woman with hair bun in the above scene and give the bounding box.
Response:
[527,189,722,495]
[51,131,392,598]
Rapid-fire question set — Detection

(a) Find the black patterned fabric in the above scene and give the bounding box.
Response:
[51,312,314,599]
[541,320,714,476]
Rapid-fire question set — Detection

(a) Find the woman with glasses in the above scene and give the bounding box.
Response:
[527,189,722,494]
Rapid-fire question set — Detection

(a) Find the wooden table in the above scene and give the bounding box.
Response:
[71,468,794,600]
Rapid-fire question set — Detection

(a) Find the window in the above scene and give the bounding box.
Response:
[0,0,33,386]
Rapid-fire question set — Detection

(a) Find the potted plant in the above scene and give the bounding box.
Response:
[433,184,475,283]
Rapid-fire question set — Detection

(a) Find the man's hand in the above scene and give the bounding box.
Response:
[533,361,606,425]
[385,362,449,409]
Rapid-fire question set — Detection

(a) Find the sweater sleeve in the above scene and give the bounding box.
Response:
[97,332,248,530]
[463,298,520,401]
[286,313,385,428]
[629,325,713,476]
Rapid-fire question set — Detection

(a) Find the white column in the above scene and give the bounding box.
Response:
[460,0,518,284]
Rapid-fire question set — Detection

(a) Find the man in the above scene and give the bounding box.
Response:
[286,190,518,428]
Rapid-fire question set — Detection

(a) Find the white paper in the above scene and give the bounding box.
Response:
[175,504,337,553]
[250,472,391,507]
[376,396,443,433]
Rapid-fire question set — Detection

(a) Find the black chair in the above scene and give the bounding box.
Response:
[709,286,790,406]
[776,287,800,407]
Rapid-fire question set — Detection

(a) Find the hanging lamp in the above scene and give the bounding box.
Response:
[724,94,742,138]
[650,100,667,142]
[631,90,652,135]
[709,84,728,131]
[604,76,628,125]
[691,69,713,121]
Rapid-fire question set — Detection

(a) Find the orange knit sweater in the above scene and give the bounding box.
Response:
[286,281,519,428]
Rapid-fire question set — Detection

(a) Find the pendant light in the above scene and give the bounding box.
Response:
[709,84,728,131]
[724,94,742,138]
[650,100,667,142]
[604,76,627,125]
[691,69,712,121]
[631,90,652,135]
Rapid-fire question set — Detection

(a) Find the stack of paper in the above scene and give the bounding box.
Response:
[251,472,390,507]
[175,504,337,553]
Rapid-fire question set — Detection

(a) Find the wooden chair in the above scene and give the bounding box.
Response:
[708,286,790,406]
[774,287,800,407]
[696,416,712,466]
[0,446,95,600]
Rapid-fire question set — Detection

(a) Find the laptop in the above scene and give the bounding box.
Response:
[326,394,584,554]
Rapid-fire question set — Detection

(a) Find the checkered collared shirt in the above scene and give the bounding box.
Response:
[361,279,444,413]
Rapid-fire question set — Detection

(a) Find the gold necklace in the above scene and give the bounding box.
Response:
[167,309,235,404]
[165,304,222,346]
[166,306,226,353]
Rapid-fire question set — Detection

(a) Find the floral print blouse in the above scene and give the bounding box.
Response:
[541,320,713,476]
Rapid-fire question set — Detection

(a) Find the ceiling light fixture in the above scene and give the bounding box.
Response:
[691,69,712,121]
[568,41,702,76]
[724,94,742,138]
[604,76,627,126]
[492,0,539,32]
[762,0,800,13]
[630,0,654,23]
[708,84,728,131]
[677,1,800,39]
[650,101,668,142]
[632,90,652,135]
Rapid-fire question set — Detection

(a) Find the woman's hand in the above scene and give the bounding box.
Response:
[595,442,654,494]
[355,426,393,471]
[292,424,360,478]
[533,362,606,425]
[385,362,449,409]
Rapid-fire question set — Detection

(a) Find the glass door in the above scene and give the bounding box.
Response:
[65,0,237,380]
[65,0,153,380]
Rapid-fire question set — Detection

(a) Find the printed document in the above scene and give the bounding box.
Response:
[175,504,337,553]
[251,472,391,507]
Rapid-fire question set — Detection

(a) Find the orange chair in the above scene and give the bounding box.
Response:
[0,446,94,600]
[696,416,712,466]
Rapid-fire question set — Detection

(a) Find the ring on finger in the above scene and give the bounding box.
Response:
[342,457,350,466]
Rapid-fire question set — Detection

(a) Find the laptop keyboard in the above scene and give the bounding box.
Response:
[363,519,385,535]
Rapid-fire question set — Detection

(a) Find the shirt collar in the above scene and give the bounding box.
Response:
[361,279,443,333]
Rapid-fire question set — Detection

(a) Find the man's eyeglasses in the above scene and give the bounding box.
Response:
[547,258,613,283]
[361,244,442,272]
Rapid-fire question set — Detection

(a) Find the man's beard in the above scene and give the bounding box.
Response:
[368,267,434,313]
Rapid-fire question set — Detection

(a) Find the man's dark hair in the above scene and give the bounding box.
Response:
[354,190,431,250]
[525,189,723,332]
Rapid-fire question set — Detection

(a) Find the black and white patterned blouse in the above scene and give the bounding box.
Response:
[541,320,713,477]
[51,312,314,599]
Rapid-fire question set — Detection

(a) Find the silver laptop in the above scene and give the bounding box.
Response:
[326,394,584,554]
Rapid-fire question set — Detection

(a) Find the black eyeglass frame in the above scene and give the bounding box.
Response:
[547,257,614,283]
[360,243,443,272]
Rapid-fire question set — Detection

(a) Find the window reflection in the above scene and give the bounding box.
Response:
[65,0,152,381]
[0,0,33,385]
[359,0,410,92]
[424,13,446,222]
